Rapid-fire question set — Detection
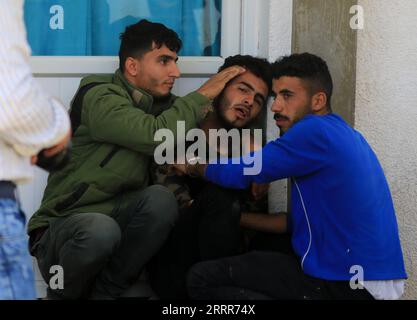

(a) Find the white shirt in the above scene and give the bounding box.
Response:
[0,0,70,183]
[363,280,405,300]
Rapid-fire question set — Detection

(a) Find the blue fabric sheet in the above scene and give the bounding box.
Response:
[24,0,221,56]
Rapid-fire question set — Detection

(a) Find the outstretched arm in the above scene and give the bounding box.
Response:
[240,212,288,234]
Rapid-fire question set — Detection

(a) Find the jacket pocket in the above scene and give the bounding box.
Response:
[54,183,89,212]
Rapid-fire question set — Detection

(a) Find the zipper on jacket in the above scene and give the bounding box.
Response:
[100,146,120,167]
[293,178,312,271]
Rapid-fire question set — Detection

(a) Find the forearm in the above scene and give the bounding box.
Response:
[240,212,288,234]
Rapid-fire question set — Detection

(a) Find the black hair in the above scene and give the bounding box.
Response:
[119,19,182,72]
[218,55,272,94]
[271,53,333,110]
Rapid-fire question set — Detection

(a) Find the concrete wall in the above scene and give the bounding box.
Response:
[292,0,357,126]
[355,0,417,299]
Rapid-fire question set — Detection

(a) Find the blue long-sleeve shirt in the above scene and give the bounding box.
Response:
[205,113,407,281]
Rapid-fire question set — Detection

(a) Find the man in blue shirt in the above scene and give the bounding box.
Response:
[176,53,407,300]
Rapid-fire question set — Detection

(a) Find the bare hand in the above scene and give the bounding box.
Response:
[251,183,270,201]
[31,129,71,165]
[43,129,72,157]
[197,66,246,100]
[30,155,38,165]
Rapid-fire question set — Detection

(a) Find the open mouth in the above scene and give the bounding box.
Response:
[234,105,250,120]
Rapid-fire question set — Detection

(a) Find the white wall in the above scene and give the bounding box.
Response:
[356,0,417,299]
[267,0,293,213]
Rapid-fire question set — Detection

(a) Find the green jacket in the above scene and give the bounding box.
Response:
[28,70,211,234]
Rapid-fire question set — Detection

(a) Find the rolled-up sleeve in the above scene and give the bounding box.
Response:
[0,1,70,157]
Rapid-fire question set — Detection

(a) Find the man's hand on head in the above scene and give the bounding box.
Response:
[197,66,246,101]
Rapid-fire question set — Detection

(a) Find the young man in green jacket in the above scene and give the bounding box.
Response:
[28,19,244,300]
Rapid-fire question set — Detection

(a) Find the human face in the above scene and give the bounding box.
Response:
[271,76,313,134]
[129,44,180,97]
[217,71,268,129]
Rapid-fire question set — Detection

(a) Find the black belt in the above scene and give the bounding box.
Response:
[0,181,16,200]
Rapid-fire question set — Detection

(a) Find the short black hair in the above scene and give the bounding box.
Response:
[119,19,182,72]
[218,55,272,95]
[271,53,333,110]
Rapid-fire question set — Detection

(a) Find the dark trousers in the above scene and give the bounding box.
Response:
[32,185,178,299]
[187,236,375,300]
[149,184,242,300]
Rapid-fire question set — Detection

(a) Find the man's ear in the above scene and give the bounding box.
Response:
[124,57,138,77]
[311,92,327,113]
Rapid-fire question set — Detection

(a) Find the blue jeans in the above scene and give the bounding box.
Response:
[0,199,36,300]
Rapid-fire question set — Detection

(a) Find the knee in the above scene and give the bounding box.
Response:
[74,213,121,259]
[186,261,207,292]
[186,260,220,298]
[139,185,179,229]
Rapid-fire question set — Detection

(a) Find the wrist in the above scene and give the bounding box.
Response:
[185,156,204,178]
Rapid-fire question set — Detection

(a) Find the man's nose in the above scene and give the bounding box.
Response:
[271,98,282,112]
[170,63,181,78]
[243,94,255,107]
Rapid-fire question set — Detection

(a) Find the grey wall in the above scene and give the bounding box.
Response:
[292,0,357,126]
